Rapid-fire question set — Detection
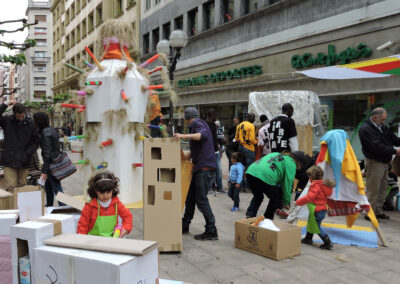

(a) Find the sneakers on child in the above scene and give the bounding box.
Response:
[230,206,239,212]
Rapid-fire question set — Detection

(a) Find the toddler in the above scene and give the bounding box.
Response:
[296,165,335,250]
[228,152,245,211]
[77,171,133,237]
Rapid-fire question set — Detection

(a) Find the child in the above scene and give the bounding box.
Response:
[77,171,133,237]
[228,152,245,211]
[295,165,335,250]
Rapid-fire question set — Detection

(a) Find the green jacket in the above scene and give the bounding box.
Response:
[246,152,297,205]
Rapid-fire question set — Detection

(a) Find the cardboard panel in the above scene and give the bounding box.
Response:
[235,218,301,261]
[0,189,15,210]
[0,213,19,235]
[55,192,85,211]
[180,159,193,211]
[297,125,313,155]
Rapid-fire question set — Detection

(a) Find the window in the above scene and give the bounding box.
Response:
[35,15,46,22]
[96,3,103,26]
[35,51,46,57]
[188,8,198,36]
[34,27,46,35]
[71,2,75,19]
[34,91,46,98]
[131,22,136,34]
[155,0,160,5]
[162,22,170,40]
[145,0,151,11]
[82,19,87,37]
[223,0,234,22]
[152,28,159,51]
[143,33,149,54]
[34,64,46,72]
[71,31,75,46]
[243,0,257,15]
[66,35,70,49]
[34,77,46,85]
[76,25,81,42]
[127,0,136,8]
[88,12,94,31]
[174,15,183,30]
[76,0,81,11]
[36,39,47,46]
[66,9,70,25]
[203,1,215,30]
[333,100,367,131]
[115,0,123,15]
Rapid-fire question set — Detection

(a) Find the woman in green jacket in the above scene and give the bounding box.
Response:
[245,151,301,219]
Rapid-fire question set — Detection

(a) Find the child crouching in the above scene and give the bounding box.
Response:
[295,165,335,250]
[228,152,245,211]
[77,171,133,237]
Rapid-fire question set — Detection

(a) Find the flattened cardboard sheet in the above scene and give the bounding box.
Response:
[55,192,85,211]
[44,233,158,256]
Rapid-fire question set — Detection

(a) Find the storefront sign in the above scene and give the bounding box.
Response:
[177,65,262,88]
[291,44,372,69]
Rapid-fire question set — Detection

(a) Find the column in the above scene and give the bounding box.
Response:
[197,4,204,33]
[214,0,223,26]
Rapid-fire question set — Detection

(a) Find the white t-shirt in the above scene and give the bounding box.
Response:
[258,124,271,155]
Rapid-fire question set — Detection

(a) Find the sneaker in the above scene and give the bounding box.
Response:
[376,213,390,219]
[194,230,218,241]
[230,206,239,212]
[275,209,288,219]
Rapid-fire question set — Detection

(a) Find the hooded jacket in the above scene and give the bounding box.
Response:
[77,196,133,235]
[296,180,333,212]
[0,103,38,168]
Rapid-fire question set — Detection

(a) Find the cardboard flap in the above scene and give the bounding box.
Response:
[33,219,62,235]
[56,192,85,211]
[0,188,13,198]
[45,234,158,256]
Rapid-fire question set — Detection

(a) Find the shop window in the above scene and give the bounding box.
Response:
[203,1,215,31]
[188,8,198,36]
[333,100,367,131]
[223,0,234,22]
[143,33,149,54]
[242,0,257,15]
[35,15,46,22]
[174,15,183,30]
[162,22,170,40]
[152,28,159,51]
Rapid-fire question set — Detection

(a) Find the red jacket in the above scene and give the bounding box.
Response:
[77,196,133,235]
[296,180,333,212]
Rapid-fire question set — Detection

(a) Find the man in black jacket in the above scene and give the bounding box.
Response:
[359,107,400,219]
[0,101,38,191]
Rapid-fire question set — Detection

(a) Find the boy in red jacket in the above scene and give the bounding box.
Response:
[77,171,133,237]
[296,166,335,250]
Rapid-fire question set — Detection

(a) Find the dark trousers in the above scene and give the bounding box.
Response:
[228,183,240,207]
[150,116,162,138]
[238,145,255,168]
[182,170,216,232]
[45,173,66,207]
[245,174,282,219]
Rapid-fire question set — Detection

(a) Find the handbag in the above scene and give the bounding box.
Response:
[49,151,77,180]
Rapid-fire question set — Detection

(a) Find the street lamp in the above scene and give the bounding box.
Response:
[156,30,188,135]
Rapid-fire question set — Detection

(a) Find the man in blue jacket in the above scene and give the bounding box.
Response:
[359,107,400,219]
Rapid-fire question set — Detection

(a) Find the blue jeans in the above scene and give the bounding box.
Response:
[315,210,327,238]
[215,152,222,190]
[182,170,216,232]
[45,173,66,207]
[238,145,255,168]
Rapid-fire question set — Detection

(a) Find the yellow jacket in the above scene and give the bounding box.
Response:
[235,121,257,151]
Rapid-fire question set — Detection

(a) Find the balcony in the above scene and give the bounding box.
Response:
[31,57,50,63]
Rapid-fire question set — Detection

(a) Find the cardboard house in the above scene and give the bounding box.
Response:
[143,138,192,252]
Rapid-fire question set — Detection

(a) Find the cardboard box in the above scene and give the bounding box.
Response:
[46,206,81,232]
[10,215,75,284]
[144,138,191,252]
[0,212,19,236]
[0,188,14,210]
[33,234,159,283]
[235,218,301,261]
[0,235,12,284]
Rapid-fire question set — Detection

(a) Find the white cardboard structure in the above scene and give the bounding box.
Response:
[83,59,148,204]
[0,213,19,236]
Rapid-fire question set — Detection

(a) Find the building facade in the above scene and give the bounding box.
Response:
[51,0,140,95]
[25,0,53,102]
[140,0,400,157]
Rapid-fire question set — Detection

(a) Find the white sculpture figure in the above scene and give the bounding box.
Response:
[82,20,149,204]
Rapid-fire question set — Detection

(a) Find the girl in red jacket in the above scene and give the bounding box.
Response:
[77,171,133,237]
[296,166,335,250]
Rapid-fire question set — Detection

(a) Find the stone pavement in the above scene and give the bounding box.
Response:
[60,142,400,284]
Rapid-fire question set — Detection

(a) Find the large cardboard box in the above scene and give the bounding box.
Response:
[10,214,75,284]
[33,233,159,283]
[143,138,192,252]
[235,218,301,261]
[0,188,13,210]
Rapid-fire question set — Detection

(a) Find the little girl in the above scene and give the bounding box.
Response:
[77,171,133,237]
[295,165,335,250]
[228,152,245,212]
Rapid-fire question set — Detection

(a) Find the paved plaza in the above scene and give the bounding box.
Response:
[60,142,400,284]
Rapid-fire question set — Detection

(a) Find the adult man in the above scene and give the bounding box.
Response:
[0,100,38,191]
[174,107,218,241]
[269,103,298,153]
[359,107,400,220]
[235,113,257,168]
[257,114,271,159]
[226,117,239,168]
[206,109,223,193]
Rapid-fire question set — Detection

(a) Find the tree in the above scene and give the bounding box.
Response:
[0,19,37,65]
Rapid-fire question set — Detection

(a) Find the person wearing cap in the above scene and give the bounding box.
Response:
[235,113,257,168]
[245,151,301,219]
[173,107,218,241]
[268,103,298,153]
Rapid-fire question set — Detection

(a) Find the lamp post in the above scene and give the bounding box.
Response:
[156,30,188,135]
